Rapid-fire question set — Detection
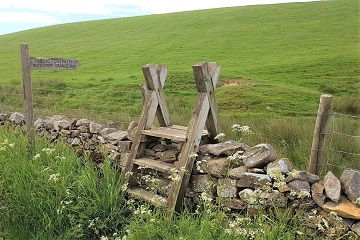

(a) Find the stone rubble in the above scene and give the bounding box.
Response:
[1,111,359,237]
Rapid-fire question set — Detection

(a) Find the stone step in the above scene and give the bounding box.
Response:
[134,157,176,174]
[127,187,168,207]
[141,125,208,142]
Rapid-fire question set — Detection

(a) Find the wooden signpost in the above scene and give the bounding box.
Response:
[20,43,80,155]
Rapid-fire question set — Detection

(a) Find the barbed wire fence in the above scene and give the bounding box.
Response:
[323,112,360,175]
[0,84,144,130]
[309,94,360,176]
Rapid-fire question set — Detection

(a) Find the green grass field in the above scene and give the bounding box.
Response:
[0,0,358,121]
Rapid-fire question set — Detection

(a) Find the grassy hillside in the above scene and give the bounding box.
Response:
[0,0,359,120]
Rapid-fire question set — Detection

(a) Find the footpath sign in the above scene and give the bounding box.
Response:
[20,43,80,155]
[30,57,80,70]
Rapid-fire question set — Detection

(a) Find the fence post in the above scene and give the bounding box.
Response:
[308,94,333,175]
[20,44,35,155]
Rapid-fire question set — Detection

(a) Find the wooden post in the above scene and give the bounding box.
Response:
[20,44,35,155]
[308,94,333,175]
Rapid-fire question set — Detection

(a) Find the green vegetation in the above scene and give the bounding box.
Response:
[1,127,353,239]
[0,0,358,120]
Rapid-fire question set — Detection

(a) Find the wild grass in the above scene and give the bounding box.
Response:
[0,125,324,239]
[0,127,130,239]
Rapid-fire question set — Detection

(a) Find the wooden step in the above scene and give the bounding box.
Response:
[141,125,208,142]
[134,157,176,174]
[127,187,168,207]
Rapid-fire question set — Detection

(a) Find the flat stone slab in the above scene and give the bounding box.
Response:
[242,143,276,168]
[198,140,249,156]
[322,196,360,220]
[236,172,271,189]
[266,158,293,175]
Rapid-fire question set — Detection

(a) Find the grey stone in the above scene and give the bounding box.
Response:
[340,169,360,205]
[76,118,91,127]
[194,155,213,174]
[0,113,6,121]
[119,152,130,167]
[217,197,247,210]
[239,188,257,205]
[153,144,168,152]
[77,125,88,133]
[109,151,121,161]
[54,120,71,131]
[100,127,118,136]
[127,121,138,141]
[191,174,216,196]
[248,168,266,174]
[200,157,230,178]
[311,182,326,207]
[285,171,308,182]
[266,158,293,176]
[104,130,128,142]
[324,171,341,203]
[306,172,320,184]
[89,122,104,134]
[236,172,271,189]
[351,221,360,236]
[45,115,69,129]
[217,179,238,198]
[71,138,81,146]
[288,180,310,193]
[243,143,276,168]
[156,149,180,163]
[34,118,46,129]
[144,149,156,158]
[198,140,249,156]
[229,166,248,179]
[118,141,132,152]
[9,112,25,125]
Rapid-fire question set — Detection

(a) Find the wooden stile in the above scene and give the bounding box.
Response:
[121,62,222,212]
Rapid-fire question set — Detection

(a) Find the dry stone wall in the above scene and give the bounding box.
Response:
[1,111,359,237]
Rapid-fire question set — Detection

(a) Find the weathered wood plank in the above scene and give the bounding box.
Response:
[142,64,172,127]
[193,62,221,139]
[127,188,168,207]
[168,93,210,212]
[122,90,156,187]
[134,157,176,174]
[20,44,35,155]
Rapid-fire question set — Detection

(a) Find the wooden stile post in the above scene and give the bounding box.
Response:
[20,44,35,155]
[308,94,333,175]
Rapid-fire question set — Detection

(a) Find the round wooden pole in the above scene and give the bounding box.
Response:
[308,94,333,176]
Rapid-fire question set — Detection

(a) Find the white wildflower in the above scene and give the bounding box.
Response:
[189,152,198,160]
[100,236,108,240]
[42,148,55,155]
[356,197,360,206]
[34,153,41,160]
[214,133,226,142]
[200,192,213,202]
[48,173,60,182]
